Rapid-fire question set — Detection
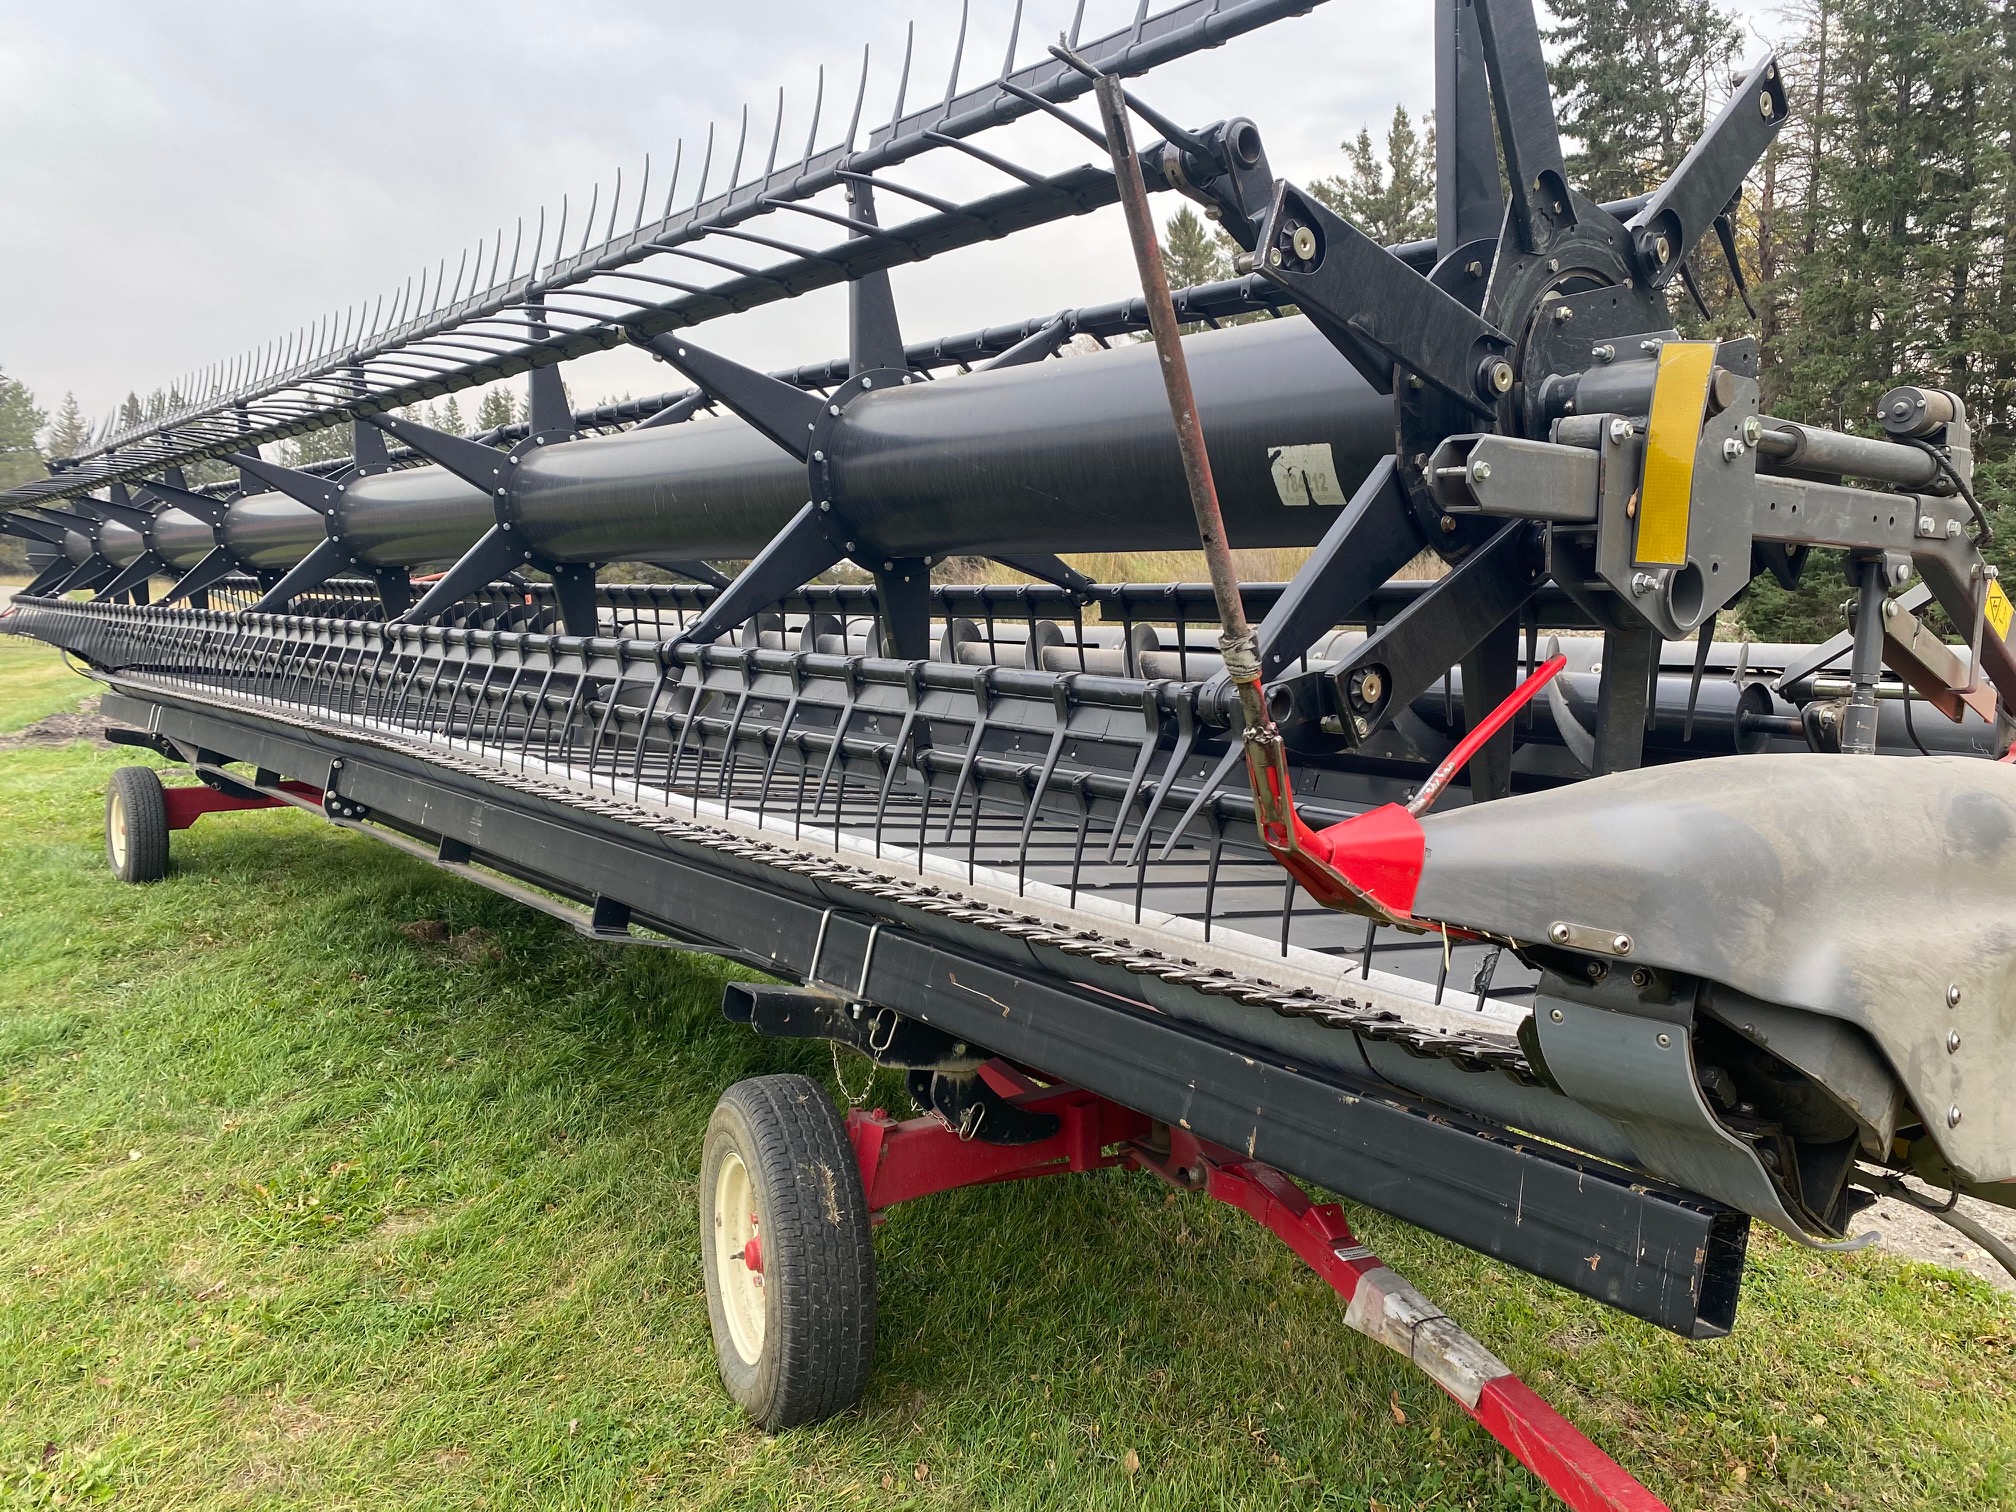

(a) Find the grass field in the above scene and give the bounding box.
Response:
[0,638,2009,1510]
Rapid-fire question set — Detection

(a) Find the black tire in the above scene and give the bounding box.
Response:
[699,1073,876,1430]
[105,767,169,884]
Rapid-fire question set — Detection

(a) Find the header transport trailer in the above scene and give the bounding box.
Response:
[6,2,2013,1505]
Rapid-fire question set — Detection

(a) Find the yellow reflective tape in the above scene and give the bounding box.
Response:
[1636,341,1718,567]
[1987,578,2013,642]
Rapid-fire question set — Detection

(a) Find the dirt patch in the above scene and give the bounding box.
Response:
[1864,1191,2016,1294]
[0,694,114,750]
[398,919,504,963]
[267,1396,337,1441]
[370,1210,436,1243]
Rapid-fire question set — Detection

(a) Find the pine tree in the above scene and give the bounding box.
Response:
[118,392,144,432]
[1308,106,1436,244]
[1545,0,1743,202]
[282,424,351,466]
[439,394,466,436]
[476,387,519,433]
[1160,207,1230,289]
[0,368,46,491]
[44,392,89,461]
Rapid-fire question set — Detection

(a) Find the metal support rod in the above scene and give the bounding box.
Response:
[1842,558,1888,754]
[1090,67,1264,726]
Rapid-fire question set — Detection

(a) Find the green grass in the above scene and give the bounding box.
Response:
[0,640,2009,1510]
[0,637,100,734]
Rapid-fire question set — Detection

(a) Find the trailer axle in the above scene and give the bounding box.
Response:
[845,1061,1671,1512]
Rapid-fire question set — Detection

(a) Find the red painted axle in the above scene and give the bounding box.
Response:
[161,781,321,831]
[846,1062,1671,1512]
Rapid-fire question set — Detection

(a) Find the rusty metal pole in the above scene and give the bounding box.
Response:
[1091,73,1269,734]
[1088,64,1397,921]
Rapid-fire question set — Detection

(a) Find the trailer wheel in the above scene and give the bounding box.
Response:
[699,1074,876,1430]
[105,767,169,884]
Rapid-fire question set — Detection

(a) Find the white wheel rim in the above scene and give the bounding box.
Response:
[712,1150,766,1363]
[109,790,129,869]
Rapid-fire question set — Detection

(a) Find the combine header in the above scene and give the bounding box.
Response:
[8,2,2013,1504]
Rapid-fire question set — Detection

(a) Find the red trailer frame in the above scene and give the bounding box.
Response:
[840,1061,1671,1512]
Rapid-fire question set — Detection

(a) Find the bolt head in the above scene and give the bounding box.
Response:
[1290,224,1318,261]
[1612,934,1633,954]
[1438,514,1456,533]
[1741,415,1764,445]
[1592,343,1616,364]
[1470,459,1492,484]
[1608,417,1632,444]
[1267,246,1284,267]
[1549,1007,1565,1023]
[1351,715,1370,737]
[1483,359,1514,395]
[1948,1105,1964,1128]
[1948,1029,1962,1053]
[829,404,842,416]
[1551,304,1573,324]
[1656,1032,1671,1048]
[1549,923,1571,944]
[1722,437,1746,462]
[1948,983,1963,1007]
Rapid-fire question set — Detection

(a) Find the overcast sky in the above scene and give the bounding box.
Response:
[0,0,1787,437]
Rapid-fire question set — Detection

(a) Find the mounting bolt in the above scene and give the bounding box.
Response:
[1549,1007,1565,1023]
[1551,303,1573,324]
[1470,459,1492,484]
[1639,338,1663,354]
[1631,967,1651,988]
[1439,514,1457,533]
[1465,260,1484,277]
[1479,358,1515,397]
[812,450,825,462]
[829,403,842,416]
[1948,1105,1964,1128]
[1656,1032,1671,1048]
[1654,234,1672,264]
[1948,1029,1962,1054]
[1608,417,1633,444]
[1549,923,1571,944]
[1631,571,1660,596]
[1290,224,1318,261]
[1351,715,1370,737]
[1592,343,1616,364]
[1722,437,1746,462]
[1948,983,1963,1007]
[1267,246,1284,267]
[1919,515,1937,536]
[818,501,831,512]
[1612,934,1633,954]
